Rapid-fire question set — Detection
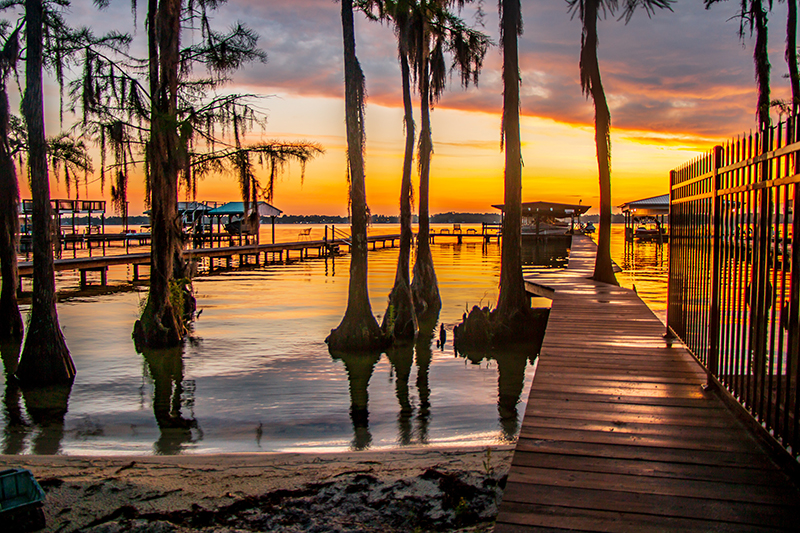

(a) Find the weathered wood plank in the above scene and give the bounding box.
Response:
[497,235,800,533]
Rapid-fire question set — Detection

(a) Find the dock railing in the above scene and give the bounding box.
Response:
[669,114,800,458]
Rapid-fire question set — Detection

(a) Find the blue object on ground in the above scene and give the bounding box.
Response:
[0,468,47,532]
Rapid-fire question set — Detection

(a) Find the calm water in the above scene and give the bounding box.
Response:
[3,225,563,455]
[607,225,669,324]
[4,224,666,456]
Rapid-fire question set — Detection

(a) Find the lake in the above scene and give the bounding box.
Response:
[2,224,666,455]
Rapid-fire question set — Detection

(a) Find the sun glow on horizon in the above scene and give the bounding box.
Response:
[22,94,709,217]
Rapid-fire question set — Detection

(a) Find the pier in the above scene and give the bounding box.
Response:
[496,235,800,532]
[17,232,400,288]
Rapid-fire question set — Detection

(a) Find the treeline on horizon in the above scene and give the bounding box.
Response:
[67,211,504,225]
[69,211,624,226]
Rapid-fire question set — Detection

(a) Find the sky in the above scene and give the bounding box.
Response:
[14,0,797,215]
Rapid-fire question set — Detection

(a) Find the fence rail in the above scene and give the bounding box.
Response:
[669,114,800,458]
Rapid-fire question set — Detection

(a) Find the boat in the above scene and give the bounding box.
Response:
[634,217,666,241]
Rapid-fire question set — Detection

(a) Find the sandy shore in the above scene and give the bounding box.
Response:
[1,446,513,533]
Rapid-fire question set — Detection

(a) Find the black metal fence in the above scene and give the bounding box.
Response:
[669,115,800,457]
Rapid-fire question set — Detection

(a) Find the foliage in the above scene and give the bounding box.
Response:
[72,1,321,215]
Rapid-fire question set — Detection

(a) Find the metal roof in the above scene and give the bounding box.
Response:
[619,194,669,215]
[208,201,283,217]
[492,201,591,218]
[178,201,213,213]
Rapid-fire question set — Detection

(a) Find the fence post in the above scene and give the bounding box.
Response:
[666,170,676,340]
[707,145,723,388]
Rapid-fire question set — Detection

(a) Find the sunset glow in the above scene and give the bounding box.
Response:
[14,0,795,215]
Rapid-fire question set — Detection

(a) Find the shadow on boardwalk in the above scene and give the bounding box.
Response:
[496,235,800,533]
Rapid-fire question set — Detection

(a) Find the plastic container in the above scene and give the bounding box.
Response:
[0,468,46,532]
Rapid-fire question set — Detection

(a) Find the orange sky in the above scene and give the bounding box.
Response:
[15,0,792,216]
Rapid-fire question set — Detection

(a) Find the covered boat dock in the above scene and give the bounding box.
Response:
[619,194,669,242]
[492,201,591,237]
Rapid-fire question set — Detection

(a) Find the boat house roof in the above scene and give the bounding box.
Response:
[492,201,590,219]
[208,201,283,217]
[619,194,669,216]
[178,201,214,214]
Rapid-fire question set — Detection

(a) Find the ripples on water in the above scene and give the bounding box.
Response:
[2,224,567,455]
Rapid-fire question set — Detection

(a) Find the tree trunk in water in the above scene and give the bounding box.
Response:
[0,80,22,340]
[327,0,385,352]
[495,0,527,321]
[133,0,184,349]
[754,0,770,130]
[411,31,441,320]
[16,0,75,385]
[383,46,417,341]
[584,5,618,286]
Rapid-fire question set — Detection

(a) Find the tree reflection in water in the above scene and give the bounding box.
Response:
[385,342,414,445]
[1,338,26,454]
[21,381,73,455]
[414,319,435,444]
[330,349,381,450]
[139,345,200,454]
[457,314,546,442]
[1,338,75,455]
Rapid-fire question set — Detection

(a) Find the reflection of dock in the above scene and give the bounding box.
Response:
[18,234,400,287]
[497,235,800,531]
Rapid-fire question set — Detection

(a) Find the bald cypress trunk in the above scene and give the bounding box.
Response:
[327,0,385,352]
[495,0,528,319]
[411,26,441,320]
[753,0,770,130]
[133,0,184,348]
[0,79,22,340]
[787,0,800,108]
[383,45,418,341]
[16,0,76,385]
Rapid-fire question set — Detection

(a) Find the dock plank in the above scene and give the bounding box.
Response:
[495,235,800,533]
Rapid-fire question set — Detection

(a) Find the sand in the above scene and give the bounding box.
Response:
[1,446,513,533]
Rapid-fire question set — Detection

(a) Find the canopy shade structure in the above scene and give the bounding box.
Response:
[178,201,213,214]
[492,201,591,218]
[492,201,591,237]
[618,194,669,216]
[208,201,283,218]
[619,194,670,243]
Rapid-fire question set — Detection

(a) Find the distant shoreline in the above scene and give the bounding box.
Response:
[46,211,622,226]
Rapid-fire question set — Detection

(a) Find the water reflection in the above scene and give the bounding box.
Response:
[21,382,73,455]
[457,314,547,441]
[1,339,74,454]
[1,339,26,454]
[139,346,200,454]
[522,236,570,270]
[385,343,414,445]
[330,350,381,450]
[415,320,435,444]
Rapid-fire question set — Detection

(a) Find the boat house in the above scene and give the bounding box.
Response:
[492,201,591,237]
[207,201,283,244]
[619,194,669,242]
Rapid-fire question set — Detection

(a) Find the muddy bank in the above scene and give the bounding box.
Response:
[1,446,512,533]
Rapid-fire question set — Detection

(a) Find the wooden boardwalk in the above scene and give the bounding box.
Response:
[496,235,800,532]
[17,234,401,277]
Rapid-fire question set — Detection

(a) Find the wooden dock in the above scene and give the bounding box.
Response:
[496,235,800,532]
[17,234,400,283]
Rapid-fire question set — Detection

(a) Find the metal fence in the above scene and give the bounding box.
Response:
[669,115,800,457]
